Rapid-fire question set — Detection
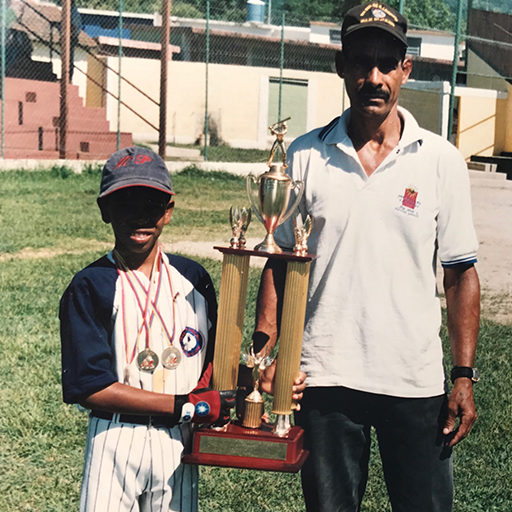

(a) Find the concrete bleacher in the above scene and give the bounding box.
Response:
[1,77,132,159]
[470,153,512,181]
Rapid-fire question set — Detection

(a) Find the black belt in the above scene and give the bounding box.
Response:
[91,410,178,428]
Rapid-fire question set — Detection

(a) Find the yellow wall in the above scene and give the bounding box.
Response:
[101,57,344,147]
[457,96,510,159]
[85,55,105,109]
[96,56,509,157]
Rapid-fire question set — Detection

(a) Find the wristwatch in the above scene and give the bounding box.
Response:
[450,366,480,384]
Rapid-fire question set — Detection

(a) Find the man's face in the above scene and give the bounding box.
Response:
[99,186,174,256]
[337,30,412,120]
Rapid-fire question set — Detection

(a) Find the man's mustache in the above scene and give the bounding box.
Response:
[358,86,390,100]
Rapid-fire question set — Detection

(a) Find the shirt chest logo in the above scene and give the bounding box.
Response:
[396,187,421,217]
[180,327,204,357]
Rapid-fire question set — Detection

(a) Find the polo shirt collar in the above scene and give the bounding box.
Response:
[320,106,424,151]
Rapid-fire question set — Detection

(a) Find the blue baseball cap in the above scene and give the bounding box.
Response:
[99,146,174,198]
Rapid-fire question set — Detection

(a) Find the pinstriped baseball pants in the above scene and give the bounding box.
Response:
[80,416,198,512]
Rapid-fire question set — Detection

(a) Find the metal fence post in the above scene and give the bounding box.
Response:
[159,0,171,160]
[1,0,6,159]
[117,0,123,151]
[59,0,70,159]
[203,0,210,161]
[278,11,285,122]
[399,0,405,15]
[447,0,464,142]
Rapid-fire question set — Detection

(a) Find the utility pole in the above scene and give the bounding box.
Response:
[159,0,171,160]
[59,0,70,159]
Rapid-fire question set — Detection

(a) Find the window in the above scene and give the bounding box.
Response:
[330,29,341,45]
[406,37,422,56]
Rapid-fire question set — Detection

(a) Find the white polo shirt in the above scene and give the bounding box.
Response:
[275,107,478,398]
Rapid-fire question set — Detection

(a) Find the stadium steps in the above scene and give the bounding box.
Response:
[0,77,132,159]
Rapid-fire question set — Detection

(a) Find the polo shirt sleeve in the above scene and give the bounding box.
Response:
[60,268,118,404]
[436,142,478,267]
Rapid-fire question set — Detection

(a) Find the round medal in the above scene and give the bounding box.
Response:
[137,349,159,372]
[162,346,182,370]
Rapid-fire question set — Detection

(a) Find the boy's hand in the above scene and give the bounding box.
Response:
[176,388,236,425]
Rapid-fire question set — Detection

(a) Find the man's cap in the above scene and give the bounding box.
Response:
[99,146,174,198]
[342,2,408,47]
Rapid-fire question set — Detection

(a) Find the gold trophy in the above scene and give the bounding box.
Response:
[247,119,304,254]
[229,206,251,249]
[182,119,314,473]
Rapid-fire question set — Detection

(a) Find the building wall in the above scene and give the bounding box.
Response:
[94,56,509,158]
[399,86,443,135]
[32,42,90,100]
[466,50,509,93]
[102,57,344,148]
[458,95,499,157]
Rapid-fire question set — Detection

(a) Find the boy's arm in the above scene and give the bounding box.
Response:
[80,380,236,425]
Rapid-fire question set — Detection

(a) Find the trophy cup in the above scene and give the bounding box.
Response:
[182,120,314,473]
[247,119,304,254]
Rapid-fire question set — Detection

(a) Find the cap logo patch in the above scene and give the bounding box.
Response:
[371,8,387,19]
[114,154,152,169]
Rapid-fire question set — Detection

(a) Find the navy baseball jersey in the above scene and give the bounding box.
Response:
[60,250,217,512]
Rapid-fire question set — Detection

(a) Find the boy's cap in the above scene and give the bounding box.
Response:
[99,146,174,198]
[342,2,408,47]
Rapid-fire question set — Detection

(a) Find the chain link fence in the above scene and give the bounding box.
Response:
[0,0,511,163]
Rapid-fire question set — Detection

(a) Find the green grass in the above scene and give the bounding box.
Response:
[1,168,511,511]
[0,166,264,254]
[168,143,270,163]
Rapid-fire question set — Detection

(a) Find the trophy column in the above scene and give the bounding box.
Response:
[212,252,250,391]
[272,259,311,432]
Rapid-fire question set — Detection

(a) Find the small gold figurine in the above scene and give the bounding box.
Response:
[267,116,291,167]
[229,206,251,249]
[241,344,275,429]
[293,214,314,256]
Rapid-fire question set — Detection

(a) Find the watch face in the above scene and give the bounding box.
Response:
[472,368,480,382]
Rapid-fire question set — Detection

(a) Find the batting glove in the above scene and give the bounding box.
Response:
[175,388,236,425]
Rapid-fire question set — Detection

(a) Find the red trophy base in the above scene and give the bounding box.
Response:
[182,422,309,473]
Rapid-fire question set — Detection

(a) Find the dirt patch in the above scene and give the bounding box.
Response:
[0,241,111,262]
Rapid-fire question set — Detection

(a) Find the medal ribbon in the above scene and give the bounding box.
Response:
[114,247,177,365]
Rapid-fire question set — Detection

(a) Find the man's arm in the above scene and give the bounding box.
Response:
[252,258,287,353]
[252,258,306,402]
[442,264,480,447]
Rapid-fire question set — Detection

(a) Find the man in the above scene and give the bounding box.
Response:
[254,3,480,511]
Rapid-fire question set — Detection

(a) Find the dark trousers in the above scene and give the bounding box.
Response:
[295,387,453,512]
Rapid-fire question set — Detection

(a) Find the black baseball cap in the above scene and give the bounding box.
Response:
[342,2,408,47]
[99,146,174,198]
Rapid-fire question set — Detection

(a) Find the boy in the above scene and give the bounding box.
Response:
[60,147,236,512]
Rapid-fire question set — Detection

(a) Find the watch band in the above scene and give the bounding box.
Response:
[450,366,479,384]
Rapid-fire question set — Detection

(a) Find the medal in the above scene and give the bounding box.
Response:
[162,346,182,370]
[137,349,159,372]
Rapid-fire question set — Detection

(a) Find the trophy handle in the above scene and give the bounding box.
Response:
[246,174,264,224]
[279,180,304,226]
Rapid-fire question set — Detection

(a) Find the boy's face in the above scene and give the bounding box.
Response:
[99,186,174,256]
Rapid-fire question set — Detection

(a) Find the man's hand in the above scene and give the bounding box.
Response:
[443,378,477,447]
[259,360,307,410]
